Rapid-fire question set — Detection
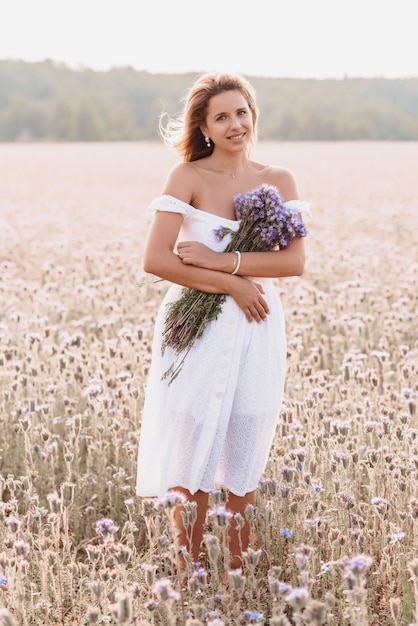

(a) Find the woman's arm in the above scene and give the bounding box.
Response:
[143,210,270,323]
[177,237,306,277]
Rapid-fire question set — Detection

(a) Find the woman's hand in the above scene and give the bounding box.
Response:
[230,277,270,323]
[177,241,225,271]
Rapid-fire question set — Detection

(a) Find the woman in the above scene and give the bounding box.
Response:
[136,72,310,570]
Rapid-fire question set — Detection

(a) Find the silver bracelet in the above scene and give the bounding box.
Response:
[231,250,241,275]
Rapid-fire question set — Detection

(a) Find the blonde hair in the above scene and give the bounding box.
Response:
[159,72,259,162]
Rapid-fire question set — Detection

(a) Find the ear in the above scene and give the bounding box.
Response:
[200,126,208,138]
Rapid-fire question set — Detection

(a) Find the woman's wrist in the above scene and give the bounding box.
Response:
[231,251,241,275]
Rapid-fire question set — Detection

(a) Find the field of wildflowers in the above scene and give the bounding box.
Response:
[0,141,417,625]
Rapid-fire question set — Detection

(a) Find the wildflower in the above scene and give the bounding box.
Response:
[228,569,246,593]
[208,505,233,527]
[6,516,21,534]
[83,382,102,397]
[280,528,293,539]
[321,561,333,573]
[243,610,264,622]
[157,534,170,547]
[26,332,43,344]
[311,482,323,495]
[343,554,372,577]
[155,490,187,509]
[115,592,132,623]
[389,532,405,544]
[278,582,293,596]
[144,599,158,611]
[338,491,355,508]
[285,586,310,610]
[153,578,180,602]
[85,606,100,623]
[304,600,327,624]
[142,563,158,586]
[371,496,389,515]
[243,548,262,567]
[210,487,228,503]
[259,476,278,496]
[280,484,291,498]
[60,481,75,507]
[244,503,256,522]
[279,465,296,482]
[95,518,119,535]
[13,540,30,557]
[191,567,208,585]
[0,577,8,585]
[213,226,227,241]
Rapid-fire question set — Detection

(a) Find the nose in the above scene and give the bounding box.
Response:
[230,115,242,129]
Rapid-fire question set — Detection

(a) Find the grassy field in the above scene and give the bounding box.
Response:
[0,141,417,625]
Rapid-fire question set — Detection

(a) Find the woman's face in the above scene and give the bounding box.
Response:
[201,89,254,153]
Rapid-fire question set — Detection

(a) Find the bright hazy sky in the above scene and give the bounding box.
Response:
[1,0,417,79]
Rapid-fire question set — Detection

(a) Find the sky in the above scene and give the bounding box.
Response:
[1,0,417,79]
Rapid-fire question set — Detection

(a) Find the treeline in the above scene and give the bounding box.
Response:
[1,59,418,141]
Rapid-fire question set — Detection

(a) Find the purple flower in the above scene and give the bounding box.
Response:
[344,554,373,576]
[389,532,405,544]
[153,578,180,602]
[280,527,293,539]
[208,505,233,527]
[285,586,310,610]
[213,226,230,241]
[95,518,119,535]
[278,582,293,595]
[155,490,187,509]
[243,610,264,622]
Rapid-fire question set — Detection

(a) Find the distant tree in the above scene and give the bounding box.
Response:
[0,60,417,141]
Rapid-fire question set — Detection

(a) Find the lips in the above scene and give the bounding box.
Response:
[228,132,245,141]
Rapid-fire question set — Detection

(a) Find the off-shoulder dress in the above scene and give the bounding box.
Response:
[136,194,310,498]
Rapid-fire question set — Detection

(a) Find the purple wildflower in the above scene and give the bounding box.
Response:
[389,531,405,544]
[155,490,187,509]
[213,226,229,242]
[243,610,264,622]
[285,586,310,610]
[280,527,293,539]
[344,554,373,577]
[95,518,119,535]
[208,505,233,527]
[153,578,180,602]
[278,582,293,595]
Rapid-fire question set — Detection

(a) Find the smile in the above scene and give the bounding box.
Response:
[228,133,245,141]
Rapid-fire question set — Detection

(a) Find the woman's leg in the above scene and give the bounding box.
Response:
[227,490,256,569]
[170,487,209,563]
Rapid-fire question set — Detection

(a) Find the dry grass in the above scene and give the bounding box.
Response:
[0,141,417,625]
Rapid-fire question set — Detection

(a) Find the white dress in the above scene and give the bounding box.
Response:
[136,194,311,498]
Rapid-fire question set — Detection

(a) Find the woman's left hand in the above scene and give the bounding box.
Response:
[177,241,222,271]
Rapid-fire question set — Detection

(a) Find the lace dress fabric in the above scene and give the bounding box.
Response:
[136,194,311,497]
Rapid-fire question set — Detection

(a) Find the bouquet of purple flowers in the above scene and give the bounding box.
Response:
[162,184,308,383]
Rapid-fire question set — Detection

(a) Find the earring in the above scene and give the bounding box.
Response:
[205,136,211,148]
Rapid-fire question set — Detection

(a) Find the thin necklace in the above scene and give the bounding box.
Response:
[208,165,245,179]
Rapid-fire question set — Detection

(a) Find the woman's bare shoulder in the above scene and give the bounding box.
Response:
[260,164,299,201]
[162,162,200,203]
